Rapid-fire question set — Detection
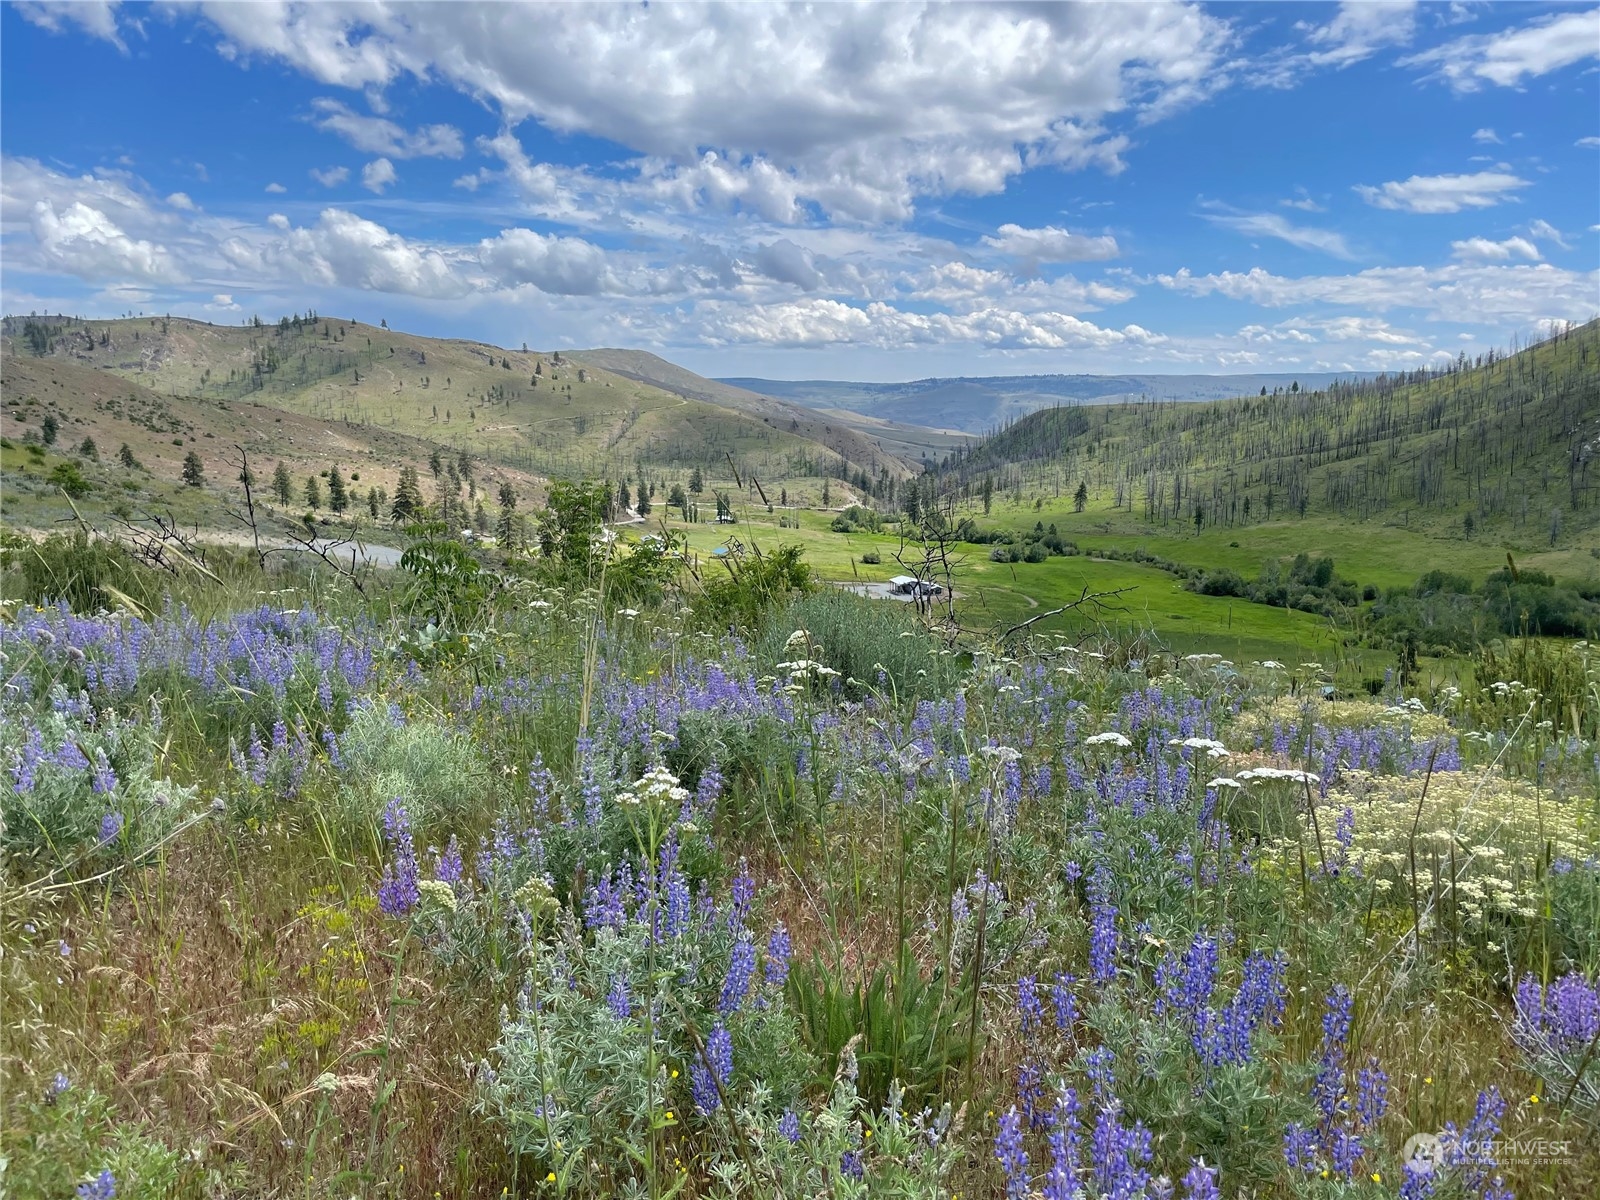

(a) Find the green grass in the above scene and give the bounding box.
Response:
[642,496,1366,669]
[976,494,1600,593]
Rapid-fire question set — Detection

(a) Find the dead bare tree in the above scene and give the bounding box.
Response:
[280,520,371,595]
[893,491,964,627]
[999,583,1138,644]
[227,443,270,572]
[105,507,221,583]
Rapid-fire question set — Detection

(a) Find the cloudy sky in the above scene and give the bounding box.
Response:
[2,1,1596,380]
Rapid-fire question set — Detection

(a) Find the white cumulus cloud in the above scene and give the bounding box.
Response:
[1354,171,1528,213]
[310,166,350,188]
[1450,236,1541,262]
[361,158,398,193]
[1401,8,1600,91]
[309,98,465,159]
[981,224,1120,266]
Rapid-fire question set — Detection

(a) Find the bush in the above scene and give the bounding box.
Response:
[2,530,149,613]
[332,703,488,841]
[758,590,964,701]
[859,549,881,565]
[1,690,195,871]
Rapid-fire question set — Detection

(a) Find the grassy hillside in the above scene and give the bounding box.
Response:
[2,314,916,485]
[574,347,971,468]
[0,353,542,539]
[950,319,1599,544]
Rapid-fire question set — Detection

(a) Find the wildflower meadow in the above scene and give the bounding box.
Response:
[2,518,1597,1199]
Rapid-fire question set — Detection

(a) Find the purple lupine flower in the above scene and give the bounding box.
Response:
[720,938,757,1014]
[1088,900,1119,983]
[1084,1046,1116,1106]
[434,836,464,887]
[994,1107,1030,1200]
[690,1023,735,1113]
[1441,1086,1505,1193]
[728,858,756,931]
[77,1171,116,1200]
[778,1108,802,1144]
[1356,1058,1389,1125]
[765,923,792,989]
[47,1071,70,1099]
[1183,1158,1220,1200]
[89,749,117,795]
[840,1150,865,1181]
[606,974,632,1020]
[1052,972,1077,1031]
[1018,1058,1047,1129]
[527,753,555,820]
[1283,1122,1318,1172]
[1313,985,1354,1129]
[97,811,124,845]
[1089,1105,1153,1196]
[1041,1086,1081,1200]
[1017,975,1044,1037]
[376,798,419,917]
[1328,1126,1364,1179]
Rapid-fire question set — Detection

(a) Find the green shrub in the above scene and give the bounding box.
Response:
[333,704,488,841]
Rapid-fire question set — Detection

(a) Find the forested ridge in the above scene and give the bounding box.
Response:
[944,319,1599,537]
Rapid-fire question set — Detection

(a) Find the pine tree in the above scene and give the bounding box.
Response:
[392,465,424,522]
[327,466,348,514]
[496,481,519,549]
[41,413,59,445]
[305,475,321,509]
[272,461,293,505]
[78,437,99,460]
[429,449,443,478]
[688,466,703,494]
[821,477,831,507]
[1074,481,1089,513]
[182,451,205,488]
[118,443,139,470]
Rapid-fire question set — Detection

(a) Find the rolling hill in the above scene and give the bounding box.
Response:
[2,314,922,486]
[1,351,546,538]
[572,347,973,468]
[720,370,1368,433]
[944,319,1599,542]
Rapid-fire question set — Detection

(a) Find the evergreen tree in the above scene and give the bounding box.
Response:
[392,466,424,522]
[368,487,380,519]
[182,451,205,488]
[41,413,59,445]
[305,475,321,509]
[668,482,687,510]
[1074,481,1089,513]
[78,437,99,460]
[429,449,443,479]
[496,481,519,549]
[981,474,995,515]
[327,466,348,514]
[617,481,631,512]
[821,477,831,507]
[118,443,139,470]
[688,466,703,494]
[272,461,293,505]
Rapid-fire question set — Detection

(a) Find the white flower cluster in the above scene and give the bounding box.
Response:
[615,766,692,809]
[976,744,1022,763]
[1235,767,1321,785]
[1085,731,1131,748]
[777,658,841,680]
[1168,736,1230,759]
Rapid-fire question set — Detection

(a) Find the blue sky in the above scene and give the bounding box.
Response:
[2,1,1596,381]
